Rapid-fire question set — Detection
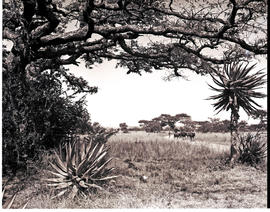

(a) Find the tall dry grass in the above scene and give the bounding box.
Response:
[3,131,267,208]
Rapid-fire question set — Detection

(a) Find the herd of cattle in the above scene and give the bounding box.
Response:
[173,131,196,141]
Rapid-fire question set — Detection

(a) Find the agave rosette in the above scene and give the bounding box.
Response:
[46,138,118,199]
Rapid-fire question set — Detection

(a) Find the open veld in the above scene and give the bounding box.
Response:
[2,131,267,208]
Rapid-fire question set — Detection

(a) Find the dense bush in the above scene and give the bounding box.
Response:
[238,132,267,166]
[2,68,93,174]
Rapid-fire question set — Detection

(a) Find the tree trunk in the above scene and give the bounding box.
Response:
[229,105,240,164]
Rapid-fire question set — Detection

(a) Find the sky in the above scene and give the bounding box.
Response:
[69,56,267,128]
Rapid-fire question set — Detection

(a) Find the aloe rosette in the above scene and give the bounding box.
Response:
[46,139,118,199]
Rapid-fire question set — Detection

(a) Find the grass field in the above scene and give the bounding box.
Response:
[2,131,267,208]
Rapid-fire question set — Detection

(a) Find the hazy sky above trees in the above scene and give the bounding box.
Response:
[70,55,267,127]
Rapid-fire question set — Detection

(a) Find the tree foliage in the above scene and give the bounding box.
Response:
[119,122,128,133]
[3,0,267,77]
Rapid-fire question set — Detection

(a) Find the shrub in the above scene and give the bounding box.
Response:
[2,69,94,174]
[238,132,267,166]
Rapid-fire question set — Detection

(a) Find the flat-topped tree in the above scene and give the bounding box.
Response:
[207,61,266,164]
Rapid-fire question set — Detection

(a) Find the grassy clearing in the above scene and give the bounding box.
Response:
[2,131,267,208]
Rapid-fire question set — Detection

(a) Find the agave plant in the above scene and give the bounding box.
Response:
[207,61,266,163]
[46,137,118,199]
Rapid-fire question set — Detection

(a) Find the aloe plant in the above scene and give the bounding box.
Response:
[46,138,118,199]
[238,132,267,166]
[208,61,266,164]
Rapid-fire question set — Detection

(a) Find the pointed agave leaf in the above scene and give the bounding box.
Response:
[76,157,89,176]
[244,77,266,88]
[238,63,256,79]
[89,157,113,178]
[75,142,101,176]
[224,63,230,79]
[69,185,79,199]
[207,83,224,92]
[3,193,17,209]
[48,182,73,190]
[66,144,76,175]
[81,157,107,178]
[210,74,225,88]
[49,161,69,177]
[84,183,104,190]
[54,150,67,172]
[51,189,68,199]
[208,92,226,100]
[48,170,68,179]
[91,150,108,167]
[22,201,29,209]
[102,167,116,175]
[229,79,244,87]
[87,142,101,162]
[81,151,108,178]
[228,63,239,80]
[91,175,119,181]
[96,144,105,158]
[70,142,77,167]
[76,143,100,174]
[45,178,70,183]
[90,143,105,162]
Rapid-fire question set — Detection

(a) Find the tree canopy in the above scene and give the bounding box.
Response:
[3,0,267,79]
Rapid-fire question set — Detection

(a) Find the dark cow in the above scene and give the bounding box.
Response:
[174,131,187,139]
[186,132,195,141]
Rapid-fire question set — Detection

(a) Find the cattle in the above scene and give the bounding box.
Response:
[174,132,187,139]
[186,132,195,141]
[174,131,195,141]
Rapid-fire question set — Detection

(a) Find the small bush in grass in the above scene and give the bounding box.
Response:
[46,136,118,199]
[238,132,267,166]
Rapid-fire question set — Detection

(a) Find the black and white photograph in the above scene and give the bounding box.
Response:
[1,0,267,209]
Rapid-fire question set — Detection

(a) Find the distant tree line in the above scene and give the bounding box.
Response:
[130,112,267,133]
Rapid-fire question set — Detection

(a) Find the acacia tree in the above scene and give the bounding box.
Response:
[3,0,267,77]
[251,109,267,130]
[119,122,128,133]
[2,0,267,169]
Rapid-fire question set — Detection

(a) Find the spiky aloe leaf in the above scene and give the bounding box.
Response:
[89,157,113,178]
[84,183,103,190]
[2,188,29,209]
[92,175,119,181]
[51,189,68,199]
[47,182,73,190]
[2,193,16,209]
